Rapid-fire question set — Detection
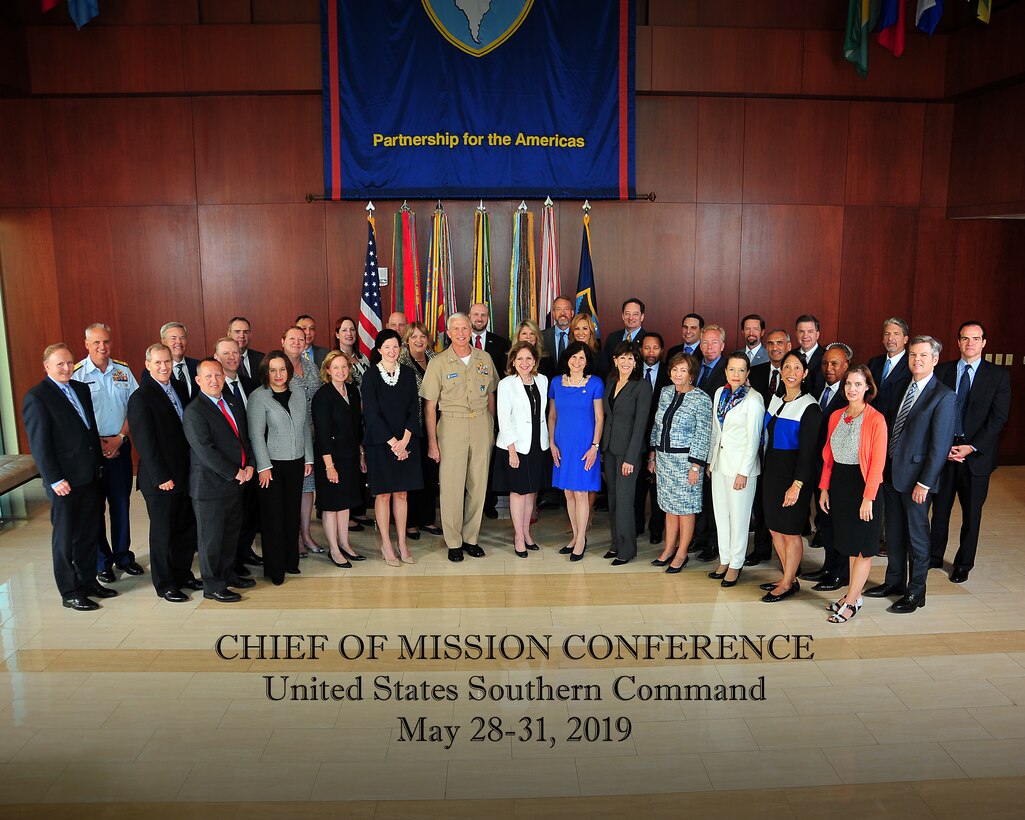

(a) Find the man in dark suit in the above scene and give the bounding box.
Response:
[635,332,671,542]
[296,314,329,369]
[541,295,575,365]
[128,343,202,602]
[182,358,256,602]
[929,321,1011,583]
[665,312,704,360]
[229,316,264,395]
[692,324,728,560]
[143,321,202,407]
[795,314,825,395]
[23,343,117,611]
[800,342,852,590]
[867,317,912,418]
[600,298,650,374]
[468,302,510,519]
[866,336,955,613]
[746,328,792,566]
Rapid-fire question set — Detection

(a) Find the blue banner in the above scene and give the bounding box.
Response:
[322,0,635,200]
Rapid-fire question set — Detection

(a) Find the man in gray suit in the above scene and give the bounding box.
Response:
[542,295,575,365]
[865,336,955,614]
[741,314,768,366]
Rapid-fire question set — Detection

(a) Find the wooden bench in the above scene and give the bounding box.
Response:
[0,455,39,495]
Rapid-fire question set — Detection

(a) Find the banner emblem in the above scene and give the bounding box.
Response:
[422,0,533,57]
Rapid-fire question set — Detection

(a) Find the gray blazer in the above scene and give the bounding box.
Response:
[600,378,652,459]
[246,386,314,472]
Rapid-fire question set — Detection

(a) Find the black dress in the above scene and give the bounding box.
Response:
[761,393,822,535]
[494,382,545,494]
[311,383,364,512]
[360,363,424,495]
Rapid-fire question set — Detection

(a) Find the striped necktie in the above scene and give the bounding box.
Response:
[60,384,89,427]
[889,382,918,455]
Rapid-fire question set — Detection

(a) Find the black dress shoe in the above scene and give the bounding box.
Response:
[950,567,970,584]
[421,524,443,536]
[180,579,204,591]
[759,581,781,591]
[483,507,499,520]
[232,577,257,588]
[62,596,99,611]
[649,531,663,544]
[525,542,539,551]
[865,583,902,598]
[603,550,618,559]
[237,564,252,577]
[888,593,926,614]
[799,568,830,582]
[120,561,145,576]
[406,529,421,540]
[448,548,464,562]
[161,588,189,603]
[204,590,242,603]
[285,568,301,575]
[462,543,486,558]
[271,578,284,586]
[611,558,631,566]
[812,578,845,592]
[96,569,116,584]
[761,585,798,603]
[244,552,263,565]
[347,521,365,532]
[89,585,119,599]
[744,555,763,567]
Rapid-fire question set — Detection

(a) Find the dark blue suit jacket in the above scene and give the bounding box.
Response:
[934,359,1011,476]
[886,377,956,494]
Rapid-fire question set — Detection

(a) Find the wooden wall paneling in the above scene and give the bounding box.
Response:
[696,0,842,30]
[252,0,320,24]
[693,204,741,347]
[324,202,377,338]
[198,204,328,355]
[0,209,63,451]
[800,30,947,99]
[0,100,50,208]
[199,0,252,24]
[194,95,324,205]
[51,206,205,374]
[636,96,697,203]
[26,25,185,94]
[82,0,199,25]
[182,24,321,92]
[636,25,652,92]
[738,204,844,339]
[836,206,919,363]
[743,99,849,205]
[845,103,926,207]
[0,19,29,93]
[947,84,1025,215]
[647,0,698,26]
[696,97,744,203]
[43,98,197,207]
[920,104,954,208]
[909,208,955,341]
[945,0,1025,97]
[650,26,803,95]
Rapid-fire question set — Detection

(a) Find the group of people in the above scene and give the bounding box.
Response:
[23,297,1010,623]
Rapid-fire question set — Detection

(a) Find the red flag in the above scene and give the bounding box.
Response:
[877,0,906,58]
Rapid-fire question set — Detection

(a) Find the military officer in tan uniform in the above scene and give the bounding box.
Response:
[421,312,499,562]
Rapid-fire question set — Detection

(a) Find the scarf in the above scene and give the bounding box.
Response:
[717,384,748,427]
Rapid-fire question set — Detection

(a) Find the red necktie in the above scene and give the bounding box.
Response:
[217,398,246,467]
[474,334,483,350]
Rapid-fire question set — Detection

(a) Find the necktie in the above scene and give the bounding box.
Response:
[175,363,191,397]
[228,380,242,404]
[645,367,653,387]
[882,357,892,380]
[241,354,250,378]
[889,382,918,455]
[60,384,89,427]
[768,369,780,396]
[684,345,693,355]
[557,331,566,360]
[820,386,832,409]
[955,365,971,437]
[474,334,483,350]
[699,364,710,386]
[164,384,183,420]
[217,398,245,467]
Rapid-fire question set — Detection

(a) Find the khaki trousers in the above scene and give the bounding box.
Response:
[437,413,493,550]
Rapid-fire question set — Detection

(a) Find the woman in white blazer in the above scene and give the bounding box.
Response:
[708,352,765,587]
[494,342,550,557]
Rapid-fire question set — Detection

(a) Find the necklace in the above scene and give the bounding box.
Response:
[566,374,586,388]
[843,405,865,424]
[377,362,400,387]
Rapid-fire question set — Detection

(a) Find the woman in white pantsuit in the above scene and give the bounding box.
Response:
[708,353,765,587]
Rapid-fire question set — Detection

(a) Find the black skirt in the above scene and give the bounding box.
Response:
[830,462,882,557]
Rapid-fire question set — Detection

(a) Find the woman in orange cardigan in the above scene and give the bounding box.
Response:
[818,364,887,623]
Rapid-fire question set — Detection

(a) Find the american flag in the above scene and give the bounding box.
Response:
[359,214,383,357]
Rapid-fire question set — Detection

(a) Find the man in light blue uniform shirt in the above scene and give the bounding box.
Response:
[72,322,143,582]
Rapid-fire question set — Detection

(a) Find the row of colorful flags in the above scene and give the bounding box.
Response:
[845,0,993,78]
[359,201,601,357]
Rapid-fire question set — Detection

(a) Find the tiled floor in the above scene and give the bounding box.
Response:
[0,468,1023,816]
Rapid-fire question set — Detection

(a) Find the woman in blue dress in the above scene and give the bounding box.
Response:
[547,342,604,560]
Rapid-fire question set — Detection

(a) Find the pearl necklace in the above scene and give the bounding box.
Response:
[566,374,586,388]
[377,362,400,387]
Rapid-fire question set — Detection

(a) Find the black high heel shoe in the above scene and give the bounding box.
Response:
[651,556,671,567]
[330,555,353,569]
[525,542,540,551]
[570,539,587,562]
[720,568,742,588]
[514,549,528,559]
[406,528,421,540]
[341,548,366,562]
[708,566,728,580]
[665,557,689,574]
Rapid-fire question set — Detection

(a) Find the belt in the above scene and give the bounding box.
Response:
[442,410,484,419]
[654,446,691,454]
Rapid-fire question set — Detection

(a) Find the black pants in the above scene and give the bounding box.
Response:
[50,480,102,599]
[749,480,774,561]
[143,491,198,595]
[605,455,640,560]
[96,441,135,572]
[692,478,717,549]
[812,489,848,582]
[193,489,244,594]
[234,479,260,572]
[930,460,990,571]
[258,458,304,582]
[408,446,439,527]
[882,483,932,598]
[634,470,664,538]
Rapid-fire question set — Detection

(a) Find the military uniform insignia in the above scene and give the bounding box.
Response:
[112,369,129,382]
[475,361,489,376]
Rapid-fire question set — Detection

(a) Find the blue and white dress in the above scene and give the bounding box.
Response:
[649,387,712,515]
[761,393,822,534]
